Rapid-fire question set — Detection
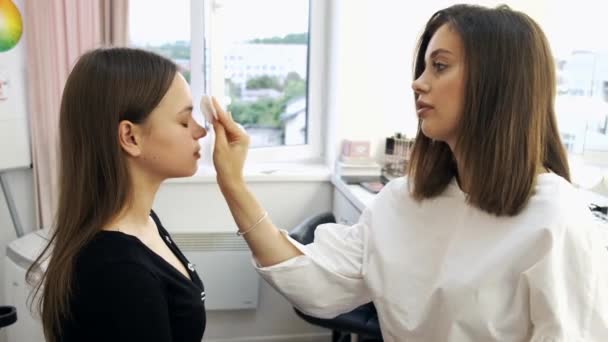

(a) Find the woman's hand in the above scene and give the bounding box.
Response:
[211,97,249,190]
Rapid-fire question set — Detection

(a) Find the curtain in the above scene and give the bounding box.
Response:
[24,0,129,228]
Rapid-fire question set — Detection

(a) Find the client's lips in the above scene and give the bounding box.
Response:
[416,99,434,117]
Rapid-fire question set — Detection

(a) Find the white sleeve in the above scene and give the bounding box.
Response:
[525,218,608,341]
[254,209,373,319]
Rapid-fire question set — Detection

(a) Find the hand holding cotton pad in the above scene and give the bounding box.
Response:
[200,95,218,122]
[200,95,246,132]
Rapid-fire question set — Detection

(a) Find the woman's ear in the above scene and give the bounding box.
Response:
[118,120,142,157]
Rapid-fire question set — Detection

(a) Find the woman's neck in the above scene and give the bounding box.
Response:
[103,169,162,235]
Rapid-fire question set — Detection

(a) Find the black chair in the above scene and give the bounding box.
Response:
[289,212,383,342]
[0,306,17,331]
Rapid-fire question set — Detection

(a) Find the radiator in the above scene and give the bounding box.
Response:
[172,232,260,310]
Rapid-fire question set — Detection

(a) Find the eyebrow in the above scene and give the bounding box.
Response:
[177,105,193,115]
[429,48,454,59]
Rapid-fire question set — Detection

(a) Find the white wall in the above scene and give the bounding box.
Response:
[0,0,31,172]
[325,0,427,167]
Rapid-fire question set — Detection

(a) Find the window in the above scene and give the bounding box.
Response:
[129,0,191,81]
[129,0,327,164]
[547,6,608,166]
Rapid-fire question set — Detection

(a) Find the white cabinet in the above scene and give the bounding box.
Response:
[332,188,363,225]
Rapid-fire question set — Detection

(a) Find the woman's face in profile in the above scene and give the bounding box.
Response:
[137,73,207,179]
[412,24,465,149]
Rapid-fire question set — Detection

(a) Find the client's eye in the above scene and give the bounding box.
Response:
[433,62,447,72]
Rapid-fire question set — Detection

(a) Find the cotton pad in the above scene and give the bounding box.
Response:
[200,95,218,122]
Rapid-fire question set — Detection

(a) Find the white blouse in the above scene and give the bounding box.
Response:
[256,174,608,341]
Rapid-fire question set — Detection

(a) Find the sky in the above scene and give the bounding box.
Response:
[129,0,309,46]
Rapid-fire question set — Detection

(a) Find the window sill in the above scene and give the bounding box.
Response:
[165,162,331,184]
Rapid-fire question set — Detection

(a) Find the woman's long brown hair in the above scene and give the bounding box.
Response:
[408,4,570,216]
[26,47,177,342]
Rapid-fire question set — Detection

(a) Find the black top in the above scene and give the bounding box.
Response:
[60,211,206,342]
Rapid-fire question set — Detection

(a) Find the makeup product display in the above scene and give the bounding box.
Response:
[383,133,414,177]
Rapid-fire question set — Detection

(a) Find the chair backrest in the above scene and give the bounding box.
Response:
[289,212,336,245]
[0,306,17,329]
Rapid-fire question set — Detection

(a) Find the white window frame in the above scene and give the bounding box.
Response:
[190,0,327,165]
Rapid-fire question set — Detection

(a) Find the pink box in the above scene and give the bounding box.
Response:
[342,140,370,158]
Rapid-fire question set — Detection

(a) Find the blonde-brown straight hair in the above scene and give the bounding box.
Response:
[408,4,570,216]
[26,47,177,342]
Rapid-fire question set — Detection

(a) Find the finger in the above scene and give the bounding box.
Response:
[213,120,228,147]
[213,99,243,136]
[227,112,245,133]
[211,96,227,119]
[218,111,240,134]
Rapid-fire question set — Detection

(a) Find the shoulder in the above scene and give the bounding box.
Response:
[372,176,410,206]
[528,173,594,228]
[77,211,168,269]
[525,173,607,256]
[74,232,158,287]
[368,176,457,215]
